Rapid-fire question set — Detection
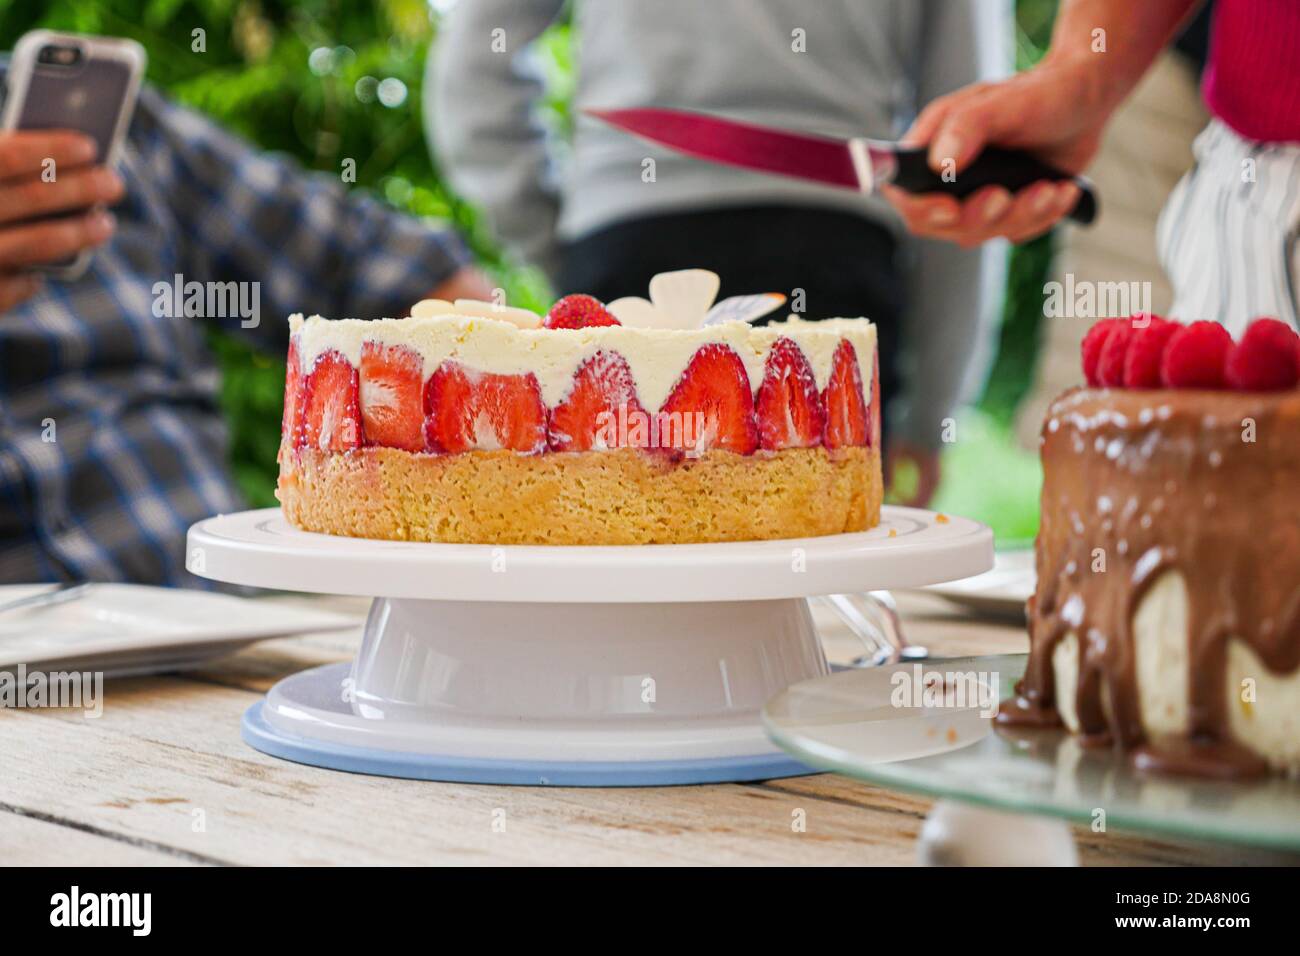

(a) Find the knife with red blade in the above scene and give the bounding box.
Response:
[586,106,1097,225]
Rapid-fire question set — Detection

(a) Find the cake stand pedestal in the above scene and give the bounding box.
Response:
[186,506,992,786]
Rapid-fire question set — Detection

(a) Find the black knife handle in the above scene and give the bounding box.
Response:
[890,145,1097,225]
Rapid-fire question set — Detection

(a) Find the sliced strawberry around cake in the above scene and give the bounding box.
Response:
[549,350,647,451]
[281,337,304,446]
[658,343,758,455]
[301,349,362,451]
[424,362,548,454]
[870,350,882,450]
[756,337,824,450]
[822,339,870,449]
[359,342,425,452]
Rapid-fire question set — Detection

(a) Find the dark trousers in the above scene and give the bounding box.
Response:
[557,205,904,436]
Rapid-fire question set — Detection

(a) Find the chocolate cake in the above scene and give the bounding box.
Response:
[1000,317,1300,778]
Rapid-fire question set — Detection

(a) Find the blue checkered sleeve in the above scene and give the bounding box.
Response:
[0,81,476,587]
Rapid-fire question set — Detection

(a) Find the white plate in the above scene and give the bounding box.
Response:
[0,584,356,677]
[922,549,1035,621]
[187,506,994,602]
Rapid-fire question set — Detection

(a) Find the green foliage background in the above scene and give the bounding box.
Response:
[2,0,1058,538]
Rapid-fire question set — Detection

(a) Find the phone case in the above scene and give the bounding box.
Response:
[1,31,146,280]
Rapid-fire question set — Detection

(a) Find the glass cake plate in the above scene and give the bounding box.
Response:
[763,654,1300,851]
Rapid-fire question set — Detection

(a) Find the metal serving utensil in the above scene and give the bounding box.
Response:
[815,591,930,667]
[0,582,91,616]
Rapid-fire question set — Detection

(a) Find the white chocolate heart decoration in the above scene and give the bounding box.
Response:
[606,296,677,329]
[648,269,720,327]
[602,270,785,331]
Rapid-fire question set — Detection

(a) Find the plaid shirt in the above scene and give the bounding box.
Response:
[0,81,470,586]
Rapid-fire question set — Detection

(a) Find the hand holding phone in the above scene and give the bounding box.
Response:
[0,30,144,307]
[0,129,123,310]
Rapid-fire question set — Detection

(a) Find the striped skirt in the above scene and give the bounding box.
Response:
[1157,119,1300,334]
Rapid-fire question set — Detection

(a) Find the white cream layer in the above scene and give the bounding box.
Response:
[1050,570,1300,774]
[288,313,875,412]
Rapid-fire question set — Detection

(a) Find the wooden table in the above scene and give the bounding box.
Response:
[2,591,1292,866]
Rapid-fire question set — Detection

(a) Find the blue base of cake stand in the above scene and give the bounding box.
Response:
[242,701,817,787]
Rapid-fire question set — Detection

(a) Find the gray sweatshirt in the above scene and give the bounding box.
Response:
[428,0,1010,447]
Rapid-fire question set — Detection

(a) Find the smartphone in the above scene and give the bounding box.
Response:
[0,30,145,279]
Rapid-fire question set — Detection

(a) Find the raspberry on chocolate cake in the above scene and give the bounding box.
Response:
[276,270,882,546]
[1003,314,1300,777]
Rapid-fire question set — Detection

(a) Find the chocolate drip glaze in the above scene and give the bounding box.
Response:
[999,387,1300,778]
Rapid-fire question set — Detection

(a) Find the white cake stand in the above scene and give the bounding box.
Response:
[186,506,992,786]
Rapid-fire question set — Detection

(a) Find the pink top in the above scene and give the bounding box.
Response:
[1203,0,1300,144]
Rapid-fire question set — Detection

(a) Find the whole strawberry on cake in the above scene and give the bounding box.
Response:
[1003,314,1300,777]
[277,270,882,546]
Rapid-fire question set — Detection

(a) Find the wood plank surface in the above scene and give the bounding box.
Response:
[1,592,1294,866]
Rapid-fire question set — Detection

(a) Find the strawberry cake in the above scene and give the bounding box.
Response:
[276,270,882,546]
[1002,315,1300,777]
